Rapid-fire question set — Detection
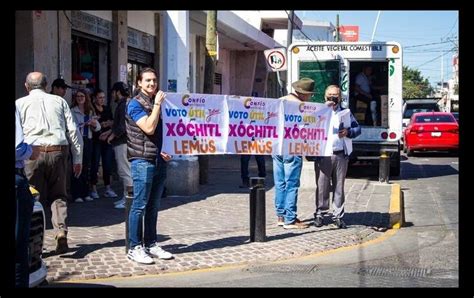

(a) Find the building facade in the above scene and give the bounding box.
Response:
[15,10,298,101]
[15,10,298,194]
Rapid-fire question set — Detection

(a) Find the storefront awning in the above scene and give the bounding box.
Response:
[190,11,285,51]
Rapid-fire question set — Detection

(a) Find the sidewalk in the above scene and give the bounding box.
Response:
[43,155,392,282]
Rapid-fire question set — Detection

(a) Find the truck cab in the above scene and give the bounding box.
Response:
[287,41,403,177]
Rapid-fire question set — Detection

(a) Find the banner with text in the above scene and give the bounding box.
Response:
[226,96,282,155]
[281,100,333,156]
[163,93,333,156]
[162,93,228,155]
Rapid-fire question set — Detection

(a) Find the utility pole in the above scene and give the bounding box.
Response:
[441,51,444,93]
[279,10,294,97]
[199,10,217,185]
[336,14,340,41]
[286,10,294,49]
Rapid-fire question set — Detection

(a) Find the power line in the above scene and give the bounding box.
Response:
[442,17,458,40]
[405,40,454,49]
[358,32,450,41]
[415,49,455,68]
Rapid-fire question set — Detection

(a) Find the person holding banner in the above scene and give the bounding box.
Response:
[313,85,361,229]
[125,68,173,264]
[273,78,315,229]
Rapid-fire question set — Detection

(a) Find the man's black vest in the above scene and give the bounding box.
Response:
[125,92,162,161]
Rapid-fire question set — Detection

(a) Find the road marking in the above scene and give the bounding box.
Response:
[389,184,404,229]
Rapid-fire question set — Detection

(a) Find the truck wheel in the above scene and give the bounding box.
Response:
[403,146,407,154]
[407,147,413,157]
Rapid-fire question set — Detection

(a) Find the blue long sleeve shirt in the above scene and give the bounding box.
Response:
[15,108,32,169]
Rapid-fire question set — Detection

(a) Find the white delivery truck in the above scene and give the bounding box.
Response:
[287,41,403,176]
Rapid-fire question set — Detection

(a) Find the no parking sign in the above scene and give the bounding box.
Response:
[264,48,287,71]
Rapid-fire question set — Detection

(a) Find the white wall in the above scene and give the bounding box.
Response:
[215,48,231,95]
[127,11,156,36]
[165,11,190,92]
[189,34,196,92]
[231,11,262,29]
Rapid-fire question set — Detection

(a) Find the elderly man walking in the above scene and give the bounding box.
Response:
[16,72,83,254]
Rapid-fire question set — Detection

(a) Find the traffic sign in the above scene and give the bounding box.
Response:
[264,48,287,72]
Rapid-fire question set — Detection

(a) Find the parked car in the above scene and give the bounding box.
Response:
[404,112,458,156]
[401,98,441,148]
[452,112,459,122]
[28,186,47,287]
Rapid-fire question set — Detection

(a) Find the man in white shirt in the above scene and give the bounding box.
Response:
[313,85,361,229]
[16,72,83,254]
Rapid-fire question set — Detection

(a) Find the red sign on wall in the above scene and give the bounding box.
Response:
[339,26,359,42]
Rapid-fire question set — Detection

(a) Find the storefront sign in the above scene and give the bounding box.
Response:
[71,11,112,40]
[128,28,155,53]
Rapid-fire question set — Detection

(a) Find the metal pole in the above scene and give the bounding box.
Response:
[281,10,295,97]
[249,177,266,242]
[379,151,390,183]
[124,186,133,253]
[336,14,340,42]
[276,71,284,97]
[286,10,294,49]
[199,10,218,185]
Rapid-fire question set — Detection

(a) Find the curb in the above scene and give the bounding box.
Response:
[389,183,405,229]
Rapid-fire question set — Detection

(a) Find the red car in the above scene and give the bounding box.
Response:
[404,112,459,156]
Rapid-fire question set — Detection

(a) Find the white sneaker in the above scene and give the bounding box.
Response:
[127,245,154,264]
[90,191,99,199]
[114,202,125,209]
[114,197,126,205]
[104,189,118,198]
[84,196,94,202]
[75,198,84,203]
[145,243,174,260]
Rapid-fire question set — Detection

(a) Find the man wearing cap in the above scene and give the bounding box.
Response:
[16,72,83,254]
[51,78,73,200]
[51,78,72,98]
[272,77,315,229]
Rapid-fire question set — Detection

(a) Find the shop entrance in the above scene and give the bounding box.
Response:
[128,47,154,96]
[72,34,103,92]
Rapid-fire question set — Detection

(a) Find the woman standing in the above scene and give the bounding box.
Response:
[90,88,117,199]
[71,89,100,203]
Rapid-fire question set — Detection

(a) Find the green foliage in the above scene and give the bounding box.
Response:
[403,65,433,98]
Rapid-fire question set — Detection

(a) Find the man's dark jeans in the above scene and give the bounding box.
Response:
[15,172,34,288]
[240,155,266,183]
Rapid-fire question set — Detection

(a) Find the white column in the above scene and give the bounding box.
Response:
[164,11,190,92]
[163,11,198,196]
